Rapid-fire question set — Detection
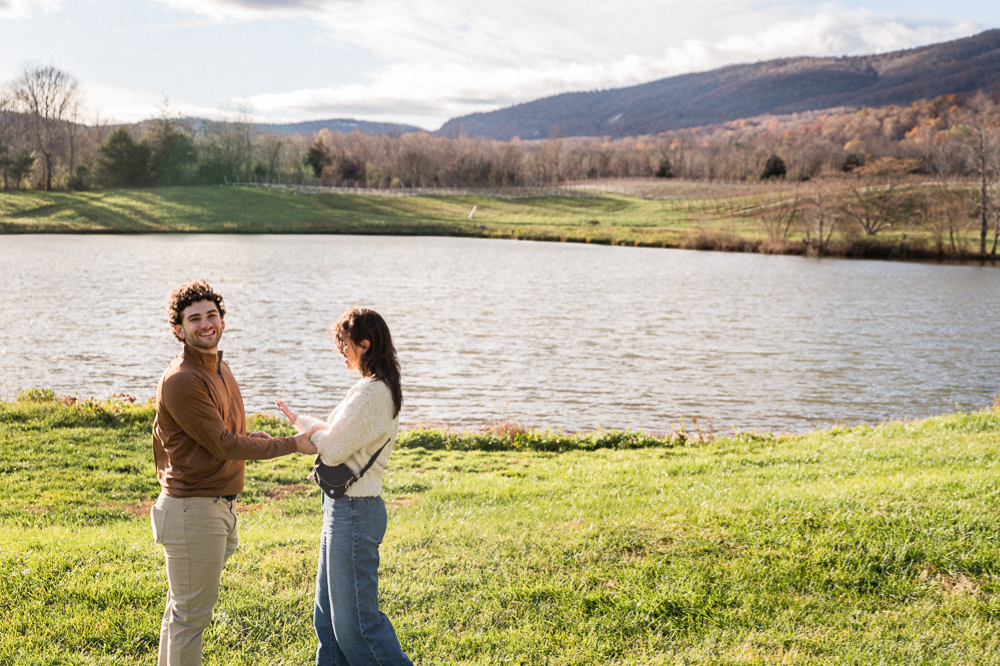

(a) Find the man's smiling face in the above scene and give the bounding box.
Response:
[174,299,225,353]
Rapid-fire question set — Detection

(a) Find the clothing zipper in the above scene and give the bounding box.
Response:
[216,351,226,389]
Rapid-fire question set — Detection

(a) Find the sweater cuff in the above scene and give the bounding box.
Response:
[294,415,322,432]
[278,435,299,456]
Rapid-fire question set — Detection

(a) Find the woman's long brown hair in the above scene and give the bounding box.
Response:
[332,308,402,418]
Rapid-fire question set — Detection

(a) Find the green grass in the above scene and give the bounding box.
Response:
[0,186,703,246]
[4,394,1000,664]
[1,184,989,261]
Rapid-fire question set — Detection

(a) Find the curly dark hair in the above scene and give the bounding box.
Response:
[167,280,226,342]
[332,308,402,418]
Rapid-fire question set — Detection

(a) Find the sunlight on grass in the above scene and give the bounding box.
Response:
[0,183,992,260]
[3,395,1000,663]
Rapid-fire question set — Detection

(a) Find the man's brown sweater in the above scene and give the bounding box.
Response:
[152,345,296,497]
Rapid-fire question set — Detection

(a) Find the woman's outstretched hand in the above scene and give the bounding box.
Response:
[276,399,298,424]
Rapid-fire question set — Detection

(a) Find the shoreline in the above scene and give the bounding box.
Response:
[2,390,988,449]
[3,186,1000,266]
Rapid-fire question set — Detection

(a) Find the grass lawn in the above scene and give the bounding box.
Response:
[0,186,707,246]
[3,395,1000,664]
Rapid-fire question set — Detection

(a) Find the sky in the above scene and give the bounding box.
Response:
[1,0,998,130]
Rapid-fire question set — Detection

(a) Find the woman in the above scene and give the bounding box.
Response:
[277,307,412,666]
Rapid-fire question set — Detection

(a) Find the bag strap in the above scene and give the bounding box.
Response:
[356,437,391,479]
[309,437,392,484]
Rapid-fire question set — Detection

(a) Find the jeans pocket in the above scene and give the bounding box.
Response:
[363,499,387,543]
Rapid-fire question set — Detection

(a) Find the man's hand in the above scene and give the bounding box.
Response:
[294,425,322,455]
[276,400,298,425]
[248,431,273,439]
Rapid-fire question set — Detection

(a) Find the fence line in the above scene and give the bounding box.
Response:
[229,175,853,201]
[229,176,610,200]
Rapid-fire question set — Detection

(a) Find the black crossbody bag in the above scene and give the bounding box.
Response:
[309,438,390,499]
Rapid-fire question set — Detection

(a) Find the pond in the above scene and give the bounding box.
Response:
[1,235,998,432]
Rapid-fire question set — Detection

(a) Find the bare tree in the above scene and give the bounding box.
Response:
[10,65,81,190]
[199,111,254,183]
[839,158,915,236]
[925,132,970,255]
[759,190,800,241]
[963,92,1000,255]
[923,186,970,255]
[988,180,1000,255]
[534,131,565,184]
[0,90,14,190]
[257,133,284,180]
[802,185,837,255]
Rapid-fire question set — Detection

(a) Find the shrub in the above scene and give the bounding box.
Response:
[16,388,56,403]
[842,153,863,172]
[760,154,787,180]
[655,158,674,178]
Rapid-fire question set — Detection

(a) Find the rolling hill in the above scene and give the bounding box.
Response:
[436,29,1000,140]
[258,118,421,136]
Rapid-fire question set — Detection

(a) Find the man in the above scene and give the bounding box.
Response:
[150,279,318,665]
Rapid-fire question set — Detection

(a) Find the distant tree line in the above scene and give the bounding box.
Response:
[3,65,1000,253]
[0,65,311,192]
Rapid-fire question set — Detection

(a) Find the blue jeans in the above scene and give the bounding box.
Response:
[315,495,413,666]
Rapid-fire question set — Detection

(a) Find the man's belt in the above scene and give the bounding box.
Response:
[222,494,239,502]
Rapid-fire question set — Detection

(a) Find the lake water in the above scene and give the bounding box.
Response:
[1,235,998,433]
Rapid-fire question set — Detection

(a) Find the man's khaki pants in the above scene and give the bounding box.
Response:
[151,493,238,666]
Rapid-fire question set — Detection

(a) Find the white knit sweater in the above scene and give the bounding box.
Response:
[294,376,399,497]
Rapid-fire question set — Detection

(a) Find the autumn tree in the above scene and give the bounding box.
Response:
[10,65,81,190]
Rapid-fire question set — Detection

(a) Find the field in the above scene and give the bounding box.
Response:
[0,185,699,245]
[3,394,1000,664]
[0,181,990,260]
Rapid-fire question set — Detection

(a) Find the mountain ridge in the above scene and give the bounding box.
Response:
[258,118,421,136]
[435,29,1000,140]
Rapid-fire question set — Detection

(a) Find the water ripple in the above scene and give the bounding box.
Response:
[1,235,998,432]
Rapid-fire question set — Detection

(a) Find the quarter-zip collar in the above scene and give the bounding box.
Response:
[183,344,223,374]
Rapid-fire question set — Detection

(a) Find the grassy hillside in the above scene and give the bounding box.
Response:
[0,186,691,245]
[3,394,1000,664]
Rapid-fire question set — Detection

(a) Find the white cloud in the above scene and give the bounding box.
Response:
[154,0,332,21]
[237,9,981,128]
[153,0,982,66]
[78,82,250,125]
[0,0,61,20]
